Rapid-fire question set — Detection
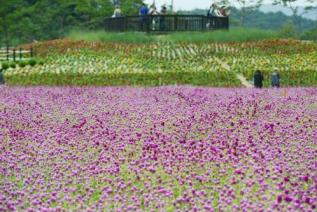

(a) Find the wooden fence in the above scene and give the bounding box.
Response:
[0,47,33,62]
[105,15,229,32]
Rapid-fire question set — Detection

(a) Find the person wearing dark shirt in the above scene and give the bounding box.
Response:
[0,68,4,85]
[254,70,264,88]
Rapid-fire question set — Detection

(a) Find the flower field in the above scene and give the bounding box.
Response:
[4,39,317,86]
[0,86,316,211]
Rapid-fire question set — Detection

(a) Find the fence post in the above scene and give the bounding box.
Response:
[201,16,205,31]
[6,46,9,61]
[174,16,178,31]
[19,48,22,61]
[13,49,16,62]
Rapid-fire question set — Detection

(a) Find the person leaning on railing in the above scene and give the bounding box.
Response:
[139,3,149,31]
[112,5,123,18]
[149,4,159,30]
[206,4,230,29]
[219,6,230,17]
[207,4,230,17]
[159,5,167,31]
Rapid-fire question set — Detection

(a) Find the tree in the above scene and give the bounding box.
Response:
[118,0,144,16]
[213,0,263,26]
[0,0,26,45]
[273,0,317,30]
[234,0,263,26]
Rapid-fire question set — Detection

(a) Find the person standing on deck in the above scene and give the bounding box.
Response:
[149,4,159,30]
[139,3,149,31]
[112,5,123,18]
[160,5,167,31]
[207,4,218,17]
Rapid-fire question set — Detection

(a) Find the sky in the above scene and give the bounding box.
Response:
[144,0,316,11]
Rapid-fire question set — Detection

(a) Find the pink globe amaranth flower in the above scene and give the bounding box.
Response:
[284,196,292,202]
[277,195,283,203]
[301,175,309,182]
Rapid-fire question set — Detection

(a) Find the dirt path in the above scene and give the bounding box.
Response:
[215,57,253,88]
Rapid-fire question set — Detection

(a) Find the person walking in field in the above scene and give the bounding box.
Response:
[0,68,4,85]
[271,70,281,88]
[254,70,264,88]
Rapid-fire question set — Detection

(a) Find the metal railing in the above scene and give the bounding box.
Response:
[0,47,33,62]
[105,15,229,32]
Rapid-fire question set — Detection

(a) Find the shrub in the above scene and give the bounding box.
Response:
[2,62,9,70]
[10,63,16,69]
[301,27,317,41]
[278,23,299,39]
[19,61,27,68]
[38,60,44,66]
[29,59,37,67]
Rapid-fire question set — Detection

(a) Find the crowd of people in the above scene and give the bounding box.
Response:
[112,2,230,18]
[112,3,168,31]
[112,3,168,18]
[207,3,230,17]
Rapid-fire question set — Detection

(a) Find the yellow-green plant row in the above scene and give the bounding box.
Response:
[4,39,317,87]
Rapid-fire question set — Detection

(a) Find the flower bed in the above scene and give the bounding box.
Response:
[0,86,316,211]
[6,39,316,87]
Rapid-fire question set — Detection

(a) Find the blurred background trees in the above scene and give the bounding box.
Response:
[0,0,316,45]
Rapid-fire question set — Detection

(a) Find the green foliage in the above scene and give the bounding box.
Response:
[28,59,37,67]
[0,0,115,45]
[301,27,317,41]
[68,30,157,44]
[120,0,143,16]
[1,62,9,70]
[10,62,16,69]
[18,61,27,68]
[4,71,240,87]
[278,23,299,39]
[167,28,279,43]
[68,28,279,43]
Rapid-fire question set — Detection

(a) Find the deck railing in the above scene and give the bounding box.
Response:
[105,15,229,32]
[0,47,33,62]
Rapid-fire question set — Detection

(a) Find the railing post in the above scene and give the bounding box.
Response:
[13,48,16,62]
[174,16,178,31]
[201,16,205,31]
[6,46,9,61]
[19,48,22,61]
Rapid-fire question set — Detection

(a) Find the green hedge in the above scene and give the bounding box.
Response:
[4,71,240,87]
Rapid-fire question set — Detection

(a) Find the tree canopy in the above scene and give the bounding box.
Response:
[0,0,142,45]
